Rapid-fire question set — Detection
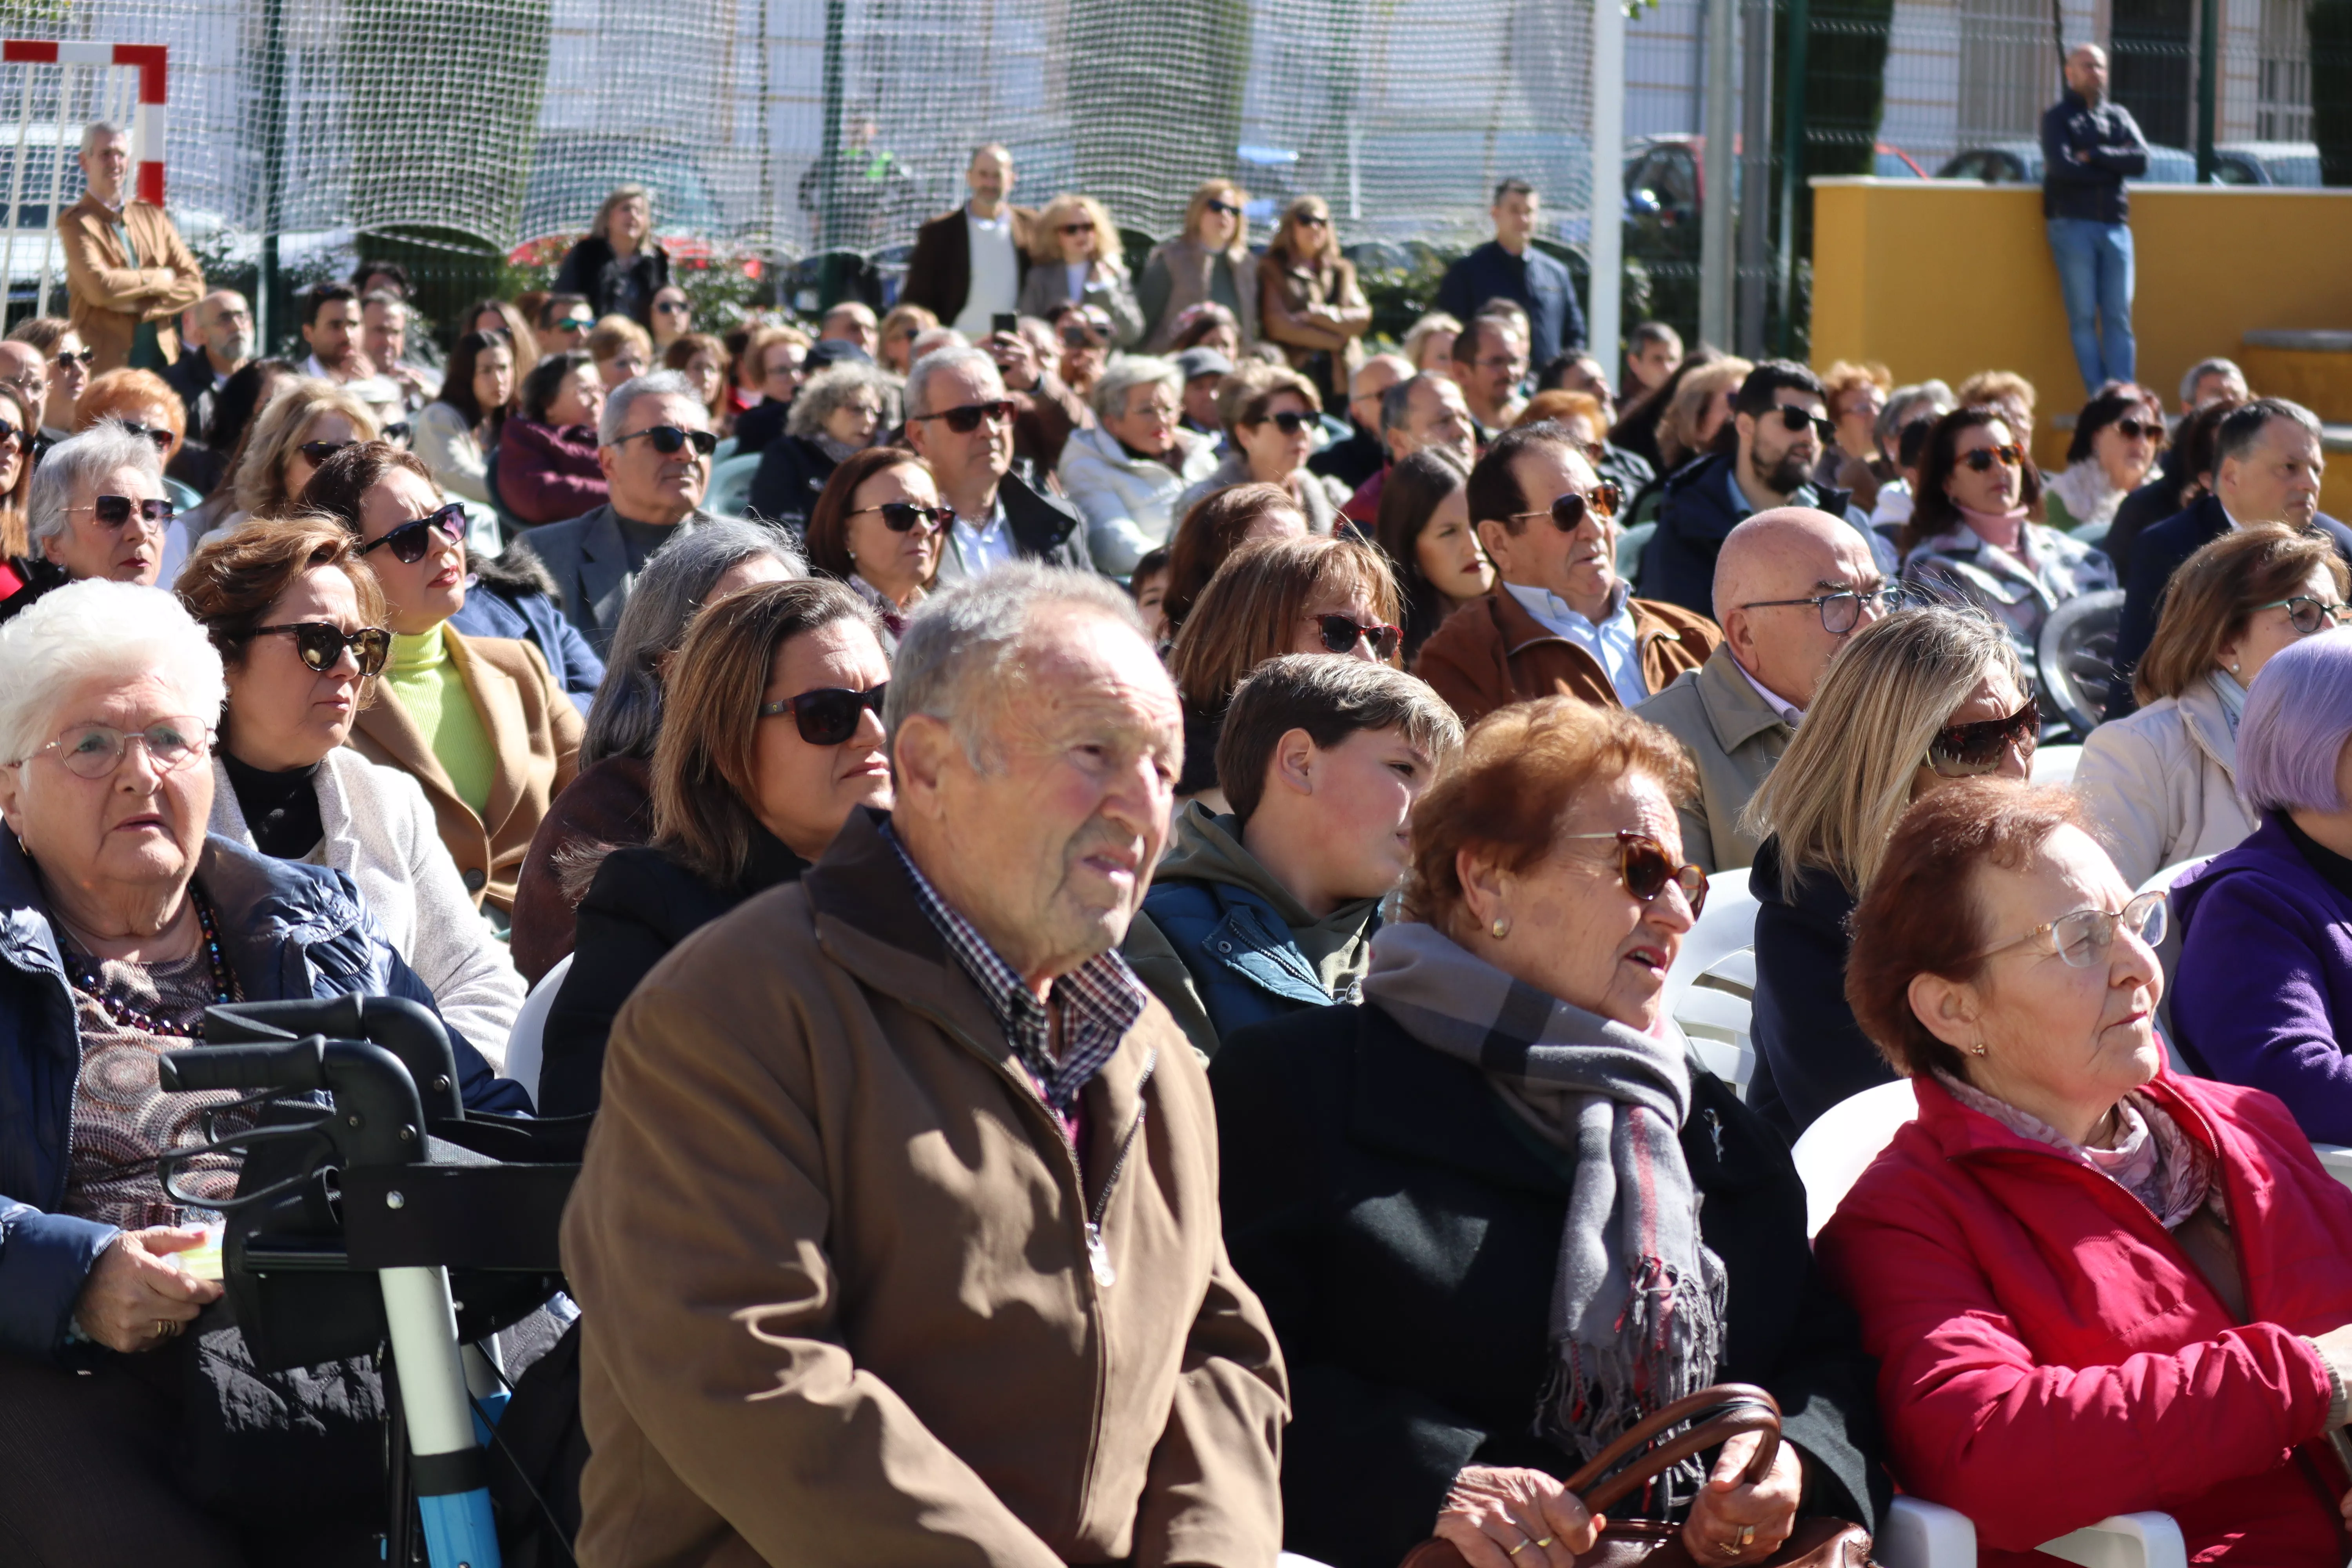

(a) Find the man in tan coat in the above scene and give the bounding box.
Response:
[1635,507,1895,871]
[561,564,1288,1567]
[57,121,203,373]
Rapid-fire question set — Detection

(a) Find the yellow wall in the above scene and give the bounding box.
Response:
[1809,180,2352,502]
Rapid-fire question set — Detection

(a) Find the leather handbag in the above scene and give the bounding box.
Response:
[1397,1384,1875,1568]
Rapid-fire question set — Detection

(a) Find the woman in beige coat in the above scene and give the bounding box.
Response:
[2078,522,2348,886]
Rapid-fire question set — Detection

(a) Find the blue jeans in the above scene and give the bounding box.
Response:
[2046,217,2136,394]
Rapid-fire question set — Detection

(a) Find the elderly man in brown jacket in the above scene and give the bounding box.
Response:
[1417,422,1720,728]
[561,563,1289,1568]
[56,121,203,372]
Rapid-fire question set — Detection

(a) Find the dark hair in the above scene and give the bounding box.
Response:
[2216,397,2323,472]
[1168,534,1403,713]
[2170,394,2245,501]
[303,281,358,327]
[1217,653,1463,824]
[1629,321,1681,354]
[301,440,437,534]
[1492,177,1535,205]
[1900,406,2047,555]
[521,350,594,423]
[538,293,590,330]
[1375,447,1473,663]
[2065,383,2165,466]
[1896,414,1938,470]
[1466,421,1585,532]
[662,332,731,418]
[2136,521,2348,704]
[434,330,517,433]
[1129,545,1171,595]
[1162,481,1308,632]
[201,357,299,485]
[1169,302,1240,351]
[352,259,412,296]
[1732,359,1828,423]
[804,446,931,583]
[1610,343,1720,450]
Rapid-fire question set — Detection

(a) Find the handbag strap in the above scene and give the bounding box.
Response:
[1558,1382,1782,1516]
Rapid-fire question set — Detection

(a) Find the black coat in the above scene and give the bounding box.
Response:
[747,434,838,528]
[1642,453,1850,621]
[551,235,671,328]
[1209,997,1886,1568]
[538,825,809,1116]
[1745,836,1891,1142]
[2039,90,2149,225]
[731,394,790,457]
[2101,474,2183,581]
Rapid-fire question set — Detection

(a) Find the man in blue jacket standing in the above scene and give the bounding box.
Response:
[1435,179,1586,368]
[2042,43,2149,395]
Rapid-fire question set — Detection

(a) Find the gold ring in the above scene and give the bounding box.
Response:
[1506,1541,1530,1557]
[1739,1526,1756,1548]
[1534,1540,1553,1550]
[154,1318,180,1339]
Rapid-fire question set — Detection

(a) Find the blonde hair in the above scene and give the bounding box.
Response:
[586,313,652,366]
[1742,606,2025,896]
[1029,193,1123,267]
[1402,312,1463,372]
[232,380,381,517]
[1658,357,1752,469]
[593,184,651,243]
[1182,179,1250,260]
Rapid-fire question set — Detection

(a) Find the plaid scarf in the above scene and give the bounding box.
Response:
[1361,921,1727,1493]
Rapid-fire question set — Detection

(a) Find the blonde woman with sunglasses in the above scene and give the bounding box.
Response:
[1139,179,1259,352]
[1014,192,1143,347]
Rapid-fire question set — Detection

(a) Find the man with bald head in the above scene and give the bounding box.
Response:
[2042,42,2148,394]
[1634,508,1893,871]
[1312,351,1410,492]
[163,288,251,441]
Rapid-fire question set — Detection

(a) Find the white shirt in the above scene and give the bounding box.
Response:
[1501,579,1648,708]
[950,494,1018,577]
[955,205,1021,336]
[1733,657,1805,726]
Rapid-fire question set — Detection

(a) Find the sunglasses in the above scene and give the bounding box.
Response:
[117,419,174,451]
[1061,323,1108,348]
[655,299,691,315]
[1772,404,1838,441]
[51,348,93,368]
[2261,594,2352,635]
[73,494,173,529]
[852,500,944,534]
[33,717,209,780]
[359,502,468,563]
[1511,482,1624,531]
[2111,418,2162,441]
[1310,613,1402,660]
[1972,889,2167,969]
[913,399,1015,434]
[1256,408,1314,435]
[616,423,719,457]
[1959,443,2027,473]
[552,316,593,333]
[299,439,355,465]
[1559,829,1708,916]
[1925,695,2038,777]
[759,682,889,746]
[1059,220,1096,235]
[251,621,392,676]
[0,417,21,448]
[1295,213,1329,228]
[1204,198,1241,218]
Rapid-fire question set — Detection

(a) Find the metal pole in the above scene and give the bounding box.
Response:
[256,0,285,355]
[815,0,846,309]
[2194,0,2219,181]
[1699,0,1736,348]
[1774,0,1810,354]
[1589,0,1626,367]
[1736,0,1773,357]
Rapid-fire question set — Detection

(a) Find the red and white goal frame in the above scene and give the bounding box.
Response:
[0,40,167,201]
[0,40,167,315]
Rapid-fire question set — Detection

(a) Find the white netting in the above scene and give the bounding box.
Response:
[0,56,144,303]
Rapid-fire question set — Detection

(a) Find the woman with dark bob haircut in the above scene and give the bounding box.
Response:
[1209,697,1882,1568]
[1373,446,1489,666]
[1822,777,2352,1564]
[801,445,942,646]
[1158,480,1310,638]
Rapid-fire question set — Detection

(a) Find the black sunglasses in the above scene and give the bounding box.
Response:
[299,439,355,465]
[1258,409,1313,435]
[1559,830,1709,916]
[1311,613,1401,660]
[359,502,468,563]
[116,419,174,450]
[0,417,22,448]
[2111,417,2162,441]
[52,348,93,368]
[1205,198,1241,218]
[852,501,943,534]
[1960,443,2026,473]
[760,682,888,746]
[1926,695,2040,777]
[1772,404,1837,441]
[913,399,1015,434]
[616,424,718,456]
[655,299,691,315]
[251,621,392,676]
[76,493,174,529]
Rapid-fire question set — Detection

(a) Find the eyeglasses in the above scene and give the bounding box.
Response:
[1924,695,2039,777]
[1739,584,1906,635]
[2260,594,2352,635]
[2112,418,2162,441]
[552,316,593,333]
[1308,613,1402,659]
[116,419,174,451]
[851,500,943,534]
[615,423,718,457]
[1204,198,1241,218]
[913,399,1016,434]
[1059,220,1096,235]
[1959,444,2027,473]
[655,299,691,316]
[1558,829,1708,917]
[51,348,93,369]
[1254,408,1313,435]
[250,621,392,676]
[1971,889,2167,969]
[759,682,888,746]
[299,439,355,465]
[1771,404,1837,441]
[27,717,209,779]
[71,494,173,530]
[1510,482,1624,532]
[359,503,467,563]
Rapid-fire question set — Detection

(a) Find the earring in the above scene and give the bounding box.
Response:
[1491,918,1510,940]
[2230,660,2242,675]
[1971,1040,1989,1058]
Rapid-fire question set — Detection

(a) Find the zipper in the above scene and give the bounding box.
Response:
[1084,1047,1156,1289]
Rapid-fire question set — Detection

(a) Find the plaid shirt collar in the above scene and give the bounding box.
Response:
[882,820,1146,1120]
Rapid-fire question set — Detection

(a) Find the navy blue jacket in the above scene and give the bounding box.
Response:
[448,578,605,717]
[2040,90,2149,225]
[1745,836,1893,1142]
[1641,453,1852,620]
[1434,240,1586,360]
[0,830,528,1359]
[1138,878,1364,1052]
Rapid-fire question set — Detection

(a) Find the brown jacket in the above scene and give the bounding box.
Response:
[507,753,654,985]
[1258,253,1370,390]
[560,807,1289,1567]
[57,192,204,371]
[348,627,583,915]
[1414,584,1721,728]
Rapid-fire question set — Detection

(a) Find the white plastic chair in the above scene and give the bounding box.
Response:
[1789,1078,1917,1238]
[1664,869,1760,1096]
[504,952,571,1108]
[2031,743,2082,786]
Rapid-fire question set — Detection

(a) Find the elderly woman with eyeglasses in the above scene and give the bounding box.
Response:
[745,359,899,532]
[0,579,524,1562]
[0,421,172,626]
[1822,777,2352,1565]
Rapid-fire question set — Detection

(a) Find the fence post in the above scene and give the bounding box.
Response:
[815,0,846,309]
[1774,0,1809,355]
[1589,0,1626,365]
[1737,0,1774,357]
[2194,0,2218,182]
[256,0,285,354]
[1700,0,1736,347]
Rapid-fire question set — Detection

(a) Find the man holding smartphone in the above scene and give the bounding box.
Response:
[902,143,1036,337]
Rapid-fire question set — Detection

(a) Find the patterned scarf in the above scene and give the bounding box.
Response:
[1935,1071,2224,1227]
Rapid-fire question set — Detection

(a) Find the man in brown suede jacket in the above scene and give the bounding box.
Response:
[561,563,1288,1567]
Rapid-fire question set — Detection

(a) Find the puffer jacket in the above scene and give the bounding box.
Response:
[1122,802,1381,1058]
[2074,676,2256,888]
[0,829,527,1359]
[1901,520,2116,690]
[1056,421,1223,576]
[1643,453,1856,619]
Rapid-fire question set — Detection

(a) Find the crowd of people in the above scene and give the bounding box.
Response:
[7,115,2352,1568]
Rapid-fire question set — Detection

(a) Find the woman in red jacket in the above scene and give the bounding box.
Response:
[496,349,609,526]
[1820,778,2352,1564]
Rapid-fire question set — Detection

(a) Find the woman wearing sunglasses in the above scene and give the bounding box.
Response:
[213,378,379,538]
[1138,179,1259,354]
[1898,407,2116,702]
[1014,192,1143,348]
[0,381,44,620]
[801,446,942,650]
[1172,362,1340,535]
[13,316,91,445]
[1209,698,1882,1568]
[1824,778,2352,1566]
[538,578,892,1116]
[1257,194,1371,411]
[1742,606,2033,1140]
[8,421,172,617]
[497,349,610,527]
[2041,382,2167,537]
[178,514,528,1057]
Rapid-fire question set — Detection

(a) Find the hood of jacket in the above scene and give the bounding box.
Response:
[1153,802,1382,991]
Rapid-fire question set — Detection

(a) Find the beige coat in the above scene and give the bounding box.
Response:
[57,192,203,371]
[1632,644,1795,874]
[2075,678,2258,889]
[560,807,1289,1568]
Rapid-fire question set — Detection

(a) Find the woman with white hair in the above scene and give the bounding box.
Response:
[553,183,672,329]
[0,579,524,1562]
[745,359,900,530]
[0,419,170,625]
[1014,192,1144,347]
[1055,354,1221,576]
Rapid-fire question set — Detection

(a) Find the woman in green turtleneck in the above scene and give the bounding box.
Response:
[303,440,582,921]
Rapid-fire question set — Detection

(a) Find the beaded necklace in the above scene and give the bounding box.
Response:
[62,889,241,1038]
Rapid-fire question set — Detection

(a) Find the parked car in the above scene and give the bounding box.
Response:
[2214,140,2323,186]
[1937,140,2205,185]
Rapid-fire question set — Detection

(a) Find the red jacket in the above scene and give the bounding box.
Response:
[498,417,609,526]
[1818,1069,2352,1564]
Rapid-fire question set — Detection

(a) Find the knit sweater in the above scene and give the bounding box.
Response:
[385,626,497,818]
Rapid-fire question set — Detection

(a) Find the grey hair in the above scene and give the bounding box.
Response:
[1381,372,1445,438]
[582,519,806,766]
[80,120,128,156]
[1875,379,1956,451]
[904,345,1004,421]
[2216,397,2323,470]
[599,369,703,447]
[28,420,163,546]
[785,362,902,443]
[885,563,1144,765]
[0,579,224,765]
[1089,355,1181,425]
[2178,356,2246,407]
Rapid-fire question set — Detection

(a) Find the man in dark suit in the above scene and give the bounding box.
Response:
[1433,178,1586,367]
[898,144,1036,339]
[2109,397,2352,718]
[162,289,250,443]
[903,344,1091,581]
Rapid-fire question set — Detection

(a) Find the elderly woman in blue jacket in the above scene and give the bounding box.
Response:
[0,578,524,1563]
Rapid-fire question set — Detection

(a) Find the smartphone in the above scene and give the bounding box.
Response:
[991,312,1018,335]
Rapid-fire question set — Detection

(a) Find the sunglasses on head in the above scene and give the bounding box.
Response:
[1559,829,1708,916]
[300,439,355,465]
[617,423,718,457]
[760,682,888,746]
[1959,443,2026,473]
[1204,198,1241,218]
[251,621,392,676]
[116,420,173,451]
[915,399,1015,434]
[1771,404,1837,441]
[1926,695,2039,777]
[76,494,173,529]
[359,502,467,563]
[852,500,943,534]
[1310,613,1402,659]
[52,348,93,368]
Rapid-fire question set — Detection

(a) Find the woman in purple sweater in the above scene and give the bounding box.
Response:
[2171,628,2352,1142]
